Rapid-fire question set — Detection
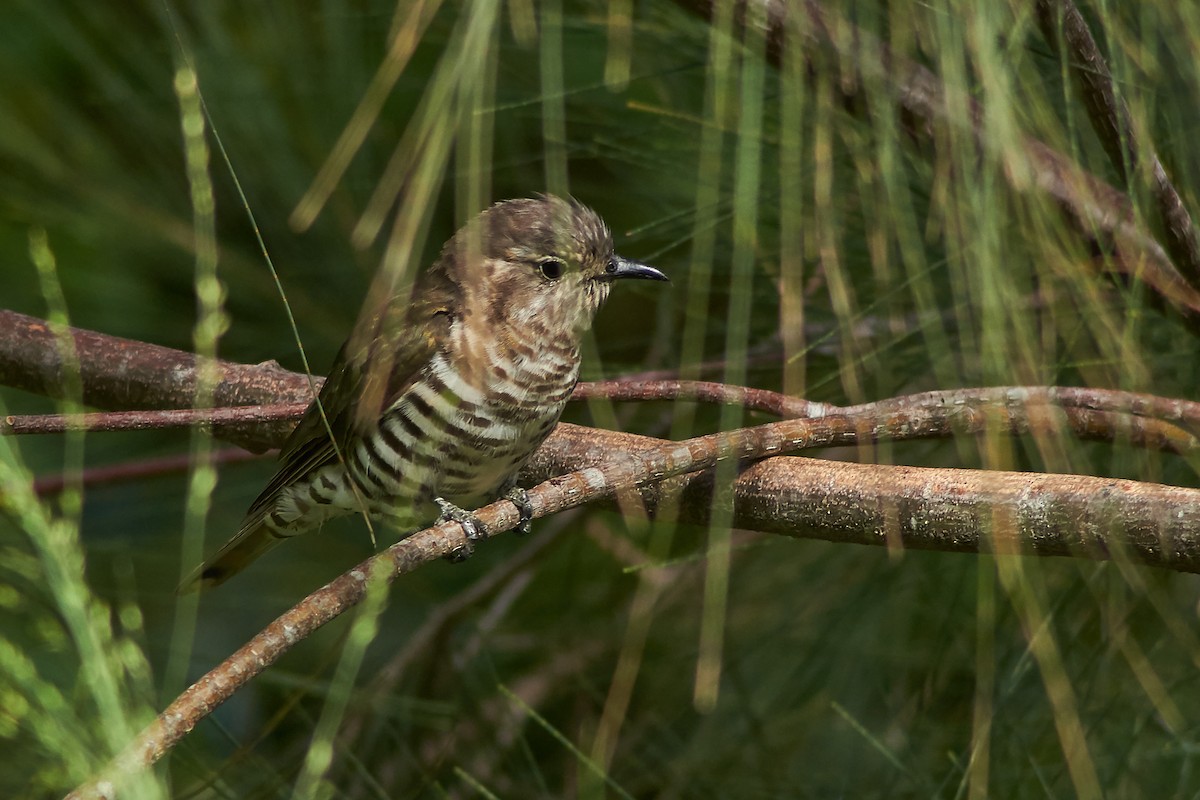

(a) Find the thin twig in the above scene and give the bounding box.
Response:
[1035,0,1200,286]
[574,379,838,417]
[0,309,313,452]
[10,381,1200,454]
[3,404,309,436]
[670,0,1200,323]
[70,414,817,800]
[579,380,1200,428]
[843,385,1200,424]
[33,448,268,496]
[579,381,1200,453]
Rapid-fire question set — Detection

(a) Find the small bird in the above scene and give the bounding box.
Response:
[182,196,667,591]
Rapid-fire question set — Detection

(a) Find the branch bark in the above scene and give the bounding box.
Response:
[2,403,309,437]
[0,309,313,452]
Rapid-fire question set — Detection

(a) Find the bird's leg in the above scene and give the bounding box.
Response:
[435,496,485,562]
[501,483,534,536]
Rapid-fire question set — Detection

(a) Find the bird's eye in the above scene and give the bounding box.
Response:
[538,257,565,281]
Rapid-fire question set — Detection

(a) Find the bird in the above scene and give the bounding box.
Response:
[181,195,668,591]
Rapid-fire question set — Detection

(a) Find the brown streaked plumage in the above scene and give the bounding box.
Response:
[181,196,667,591]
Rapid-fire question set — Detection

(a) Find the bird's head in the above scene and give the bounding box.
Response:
[442,195,667,339]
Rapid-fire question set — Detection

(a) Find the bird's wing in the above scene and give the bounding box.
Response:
[178,271,457,592]
[248,282,455,522]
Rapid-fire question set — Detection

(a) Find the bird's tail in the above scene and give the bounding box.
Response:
[177,513,284,593]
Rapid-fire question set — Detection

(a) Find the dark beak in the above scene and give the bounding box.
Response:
[603,255,669,283]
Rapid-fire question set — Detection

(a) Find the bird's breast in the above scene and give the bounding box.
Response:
[352,340,578,512]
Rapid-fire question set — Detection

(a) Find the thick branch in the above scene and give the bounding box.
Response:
[526,424,1200,570]
[0,309,313,451]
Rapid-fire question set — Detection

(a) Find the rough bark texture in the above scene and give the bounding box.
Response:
[1,309,314,451]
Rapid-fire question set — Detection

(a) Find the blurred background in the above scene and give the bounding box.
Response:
[2,1,1200,797]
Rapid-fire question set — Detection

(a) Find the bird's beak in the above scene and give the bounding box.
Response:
[602,255,669,283]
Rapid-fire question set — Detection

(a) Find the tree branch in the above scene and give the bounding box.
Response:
[62,395,1200,800]
[576,381,1200,451]
[0,309,313,452]
[7,308,1200,796]
[2,403,309,437]
[671,0,1200,323]
[32,447,266,496]
[1035,0,1200,286]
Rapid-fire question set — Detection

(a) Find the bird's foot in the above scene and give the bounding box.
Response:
[504,486,534,536]
[436,497,485,562]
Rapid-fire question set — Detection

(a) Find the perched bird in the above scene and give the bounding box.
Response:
[181,196,667,591]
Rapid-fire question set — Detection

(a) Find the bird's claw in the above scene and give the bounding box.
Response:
[436,497,485,562]
[504,486,534,536]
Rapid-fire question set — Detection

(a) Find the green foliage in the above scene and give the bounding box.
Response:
[2,0,1200,797]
